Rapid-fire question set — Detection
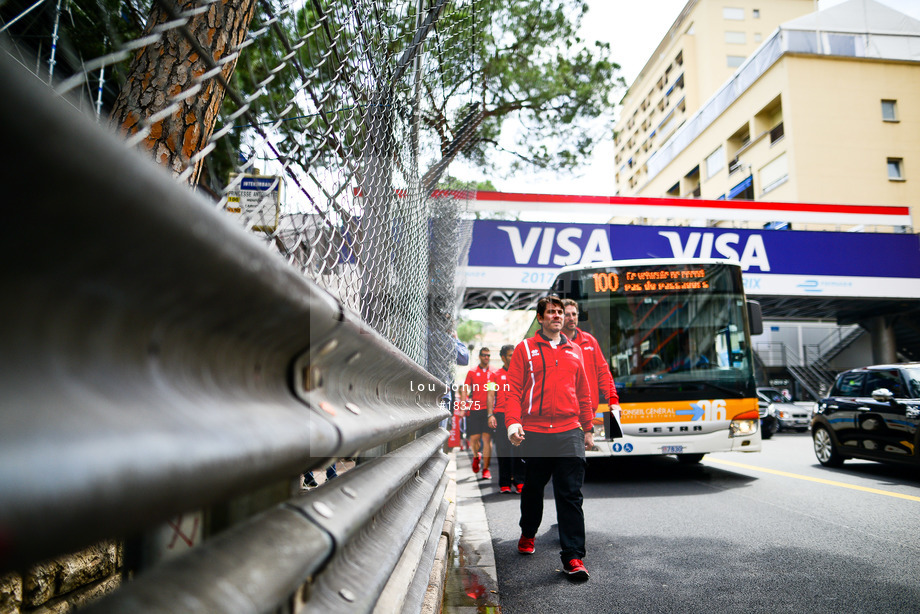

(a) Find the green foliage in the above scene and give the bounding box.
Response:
[456,319,484,345]
[437,176,497,192]
[216,0,625,190]
[5,0,624,190]
[428,0,625,174]
[203,5,308,193]
[0,0,146,108]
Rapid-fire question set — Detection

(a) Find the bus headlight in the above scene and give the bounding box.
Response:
[729,410,760,438]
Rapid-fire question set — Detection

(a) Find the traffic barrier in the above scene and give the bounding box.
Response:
[0,50,449,612]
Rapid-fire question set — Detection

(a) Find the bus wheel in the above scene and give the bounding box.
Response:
[677,453,704,464]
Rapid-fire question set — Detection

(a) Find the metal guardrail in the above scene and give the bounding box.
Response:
[0,50,449,612]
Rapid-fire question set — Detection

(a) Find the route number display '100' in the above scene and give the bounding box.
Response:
[591,267,710,294]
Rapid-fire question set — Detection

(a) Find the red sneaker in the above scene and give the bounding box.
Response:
[563,559,589,580]
[515,483,523,494]
[481,468,491,480]
[517,536,535,555]
[500,486,512,493]
[471,453,481,474]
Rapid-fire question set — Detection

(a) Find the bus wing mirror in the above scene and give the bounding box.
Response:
[747,300,763,336]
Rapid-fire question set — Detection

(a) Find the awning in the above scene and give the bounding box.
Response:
[729,175,753,199]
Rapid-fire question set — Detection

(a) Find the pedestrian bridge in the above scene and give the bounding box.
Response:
[460,191,920,363]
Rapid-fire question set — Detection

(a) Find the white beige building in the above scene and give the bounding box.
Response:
[614,0,920,232]
[614,0,816,197]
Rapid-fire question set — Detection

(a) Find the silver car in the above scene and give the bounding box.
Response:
[757,387,811,432]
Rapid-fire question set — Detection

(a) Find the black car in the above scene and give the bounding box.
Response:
[812,364,920,468]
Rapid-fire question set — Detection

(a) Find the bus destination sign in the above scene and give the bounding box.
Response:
[591,267,710,294]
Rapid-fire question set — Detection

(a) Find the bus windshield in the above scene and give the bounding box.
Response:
[554,261,756,403]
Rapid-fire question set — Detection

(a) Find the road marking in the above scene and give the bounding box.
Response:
[707,458,920,503]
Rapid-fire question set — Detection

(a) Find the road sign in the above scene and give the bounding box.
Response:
[226,174,281,232]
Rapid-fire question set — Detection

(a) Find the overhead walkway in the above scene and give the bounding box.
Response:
[459,195,920,362]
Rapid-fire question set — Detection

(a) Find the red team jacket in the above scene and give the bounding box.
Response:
[463,365,493,411]
[569,327,618,409]
[504,332,593,434]
[491,367,510,414]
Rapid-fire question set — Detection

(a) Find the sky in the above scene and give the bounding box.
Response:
[468,0,920,197]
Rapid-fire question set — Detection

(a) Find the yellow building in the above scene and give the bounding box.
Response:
[617,0,920,232]
[614,0,815,196]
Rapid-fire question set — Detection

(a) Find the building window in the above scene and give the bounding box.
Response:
[754,32,762,42]
[723,7,745,20]
[769,122,784,144]
[727,55,746,68]
[753,9,760,18]
[760,153,788,193]
[881,99,898,122]
[728,156,743,175]
[725,31,746,44]
[888,158,904,180]
[706,145,725,178]
[659,112,678,137]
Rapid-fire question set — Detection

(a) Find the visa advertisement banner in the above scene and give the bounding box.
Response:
[465,221,920,298]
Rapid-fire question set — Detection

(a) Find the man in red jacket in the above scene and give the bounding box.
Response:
[505,295,594,581]
[461,347,494,479]
[487,344,525,493]
[561,299,620,428]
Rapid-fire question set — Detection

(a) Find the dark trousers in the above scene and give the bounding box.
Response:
[519,428,587,562]
[493,413,525,488]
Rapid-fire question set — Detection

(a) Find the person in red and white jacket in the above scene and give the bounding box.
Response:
[562,299,620,418]
[461,347,494,479]
[505,295,594,581]
[487,344,525,493]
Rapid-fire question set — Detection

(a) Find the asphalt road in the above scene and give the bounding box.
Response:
[481,430,920,613]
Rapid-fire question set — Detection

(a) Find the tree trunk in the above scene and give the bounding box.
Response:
[109,0,256,186]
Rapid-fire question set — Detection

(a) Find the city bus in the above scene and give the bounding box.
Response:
[551,258,764,463]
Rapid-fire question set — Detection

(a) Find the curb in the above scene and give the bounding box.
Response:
[422,448,502,613]
[421,450,457,614]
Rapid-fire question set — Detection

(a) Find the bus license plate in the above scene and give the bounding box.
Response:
[661,445,684,454]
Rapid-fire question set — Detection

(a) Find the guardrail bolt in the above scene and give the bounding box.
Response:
[339,588,356,603]
[318,339,338,357]
[312,501,334,518]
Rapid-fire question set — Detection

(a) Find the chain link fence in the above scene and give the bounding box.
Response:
[1,0,478,377]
